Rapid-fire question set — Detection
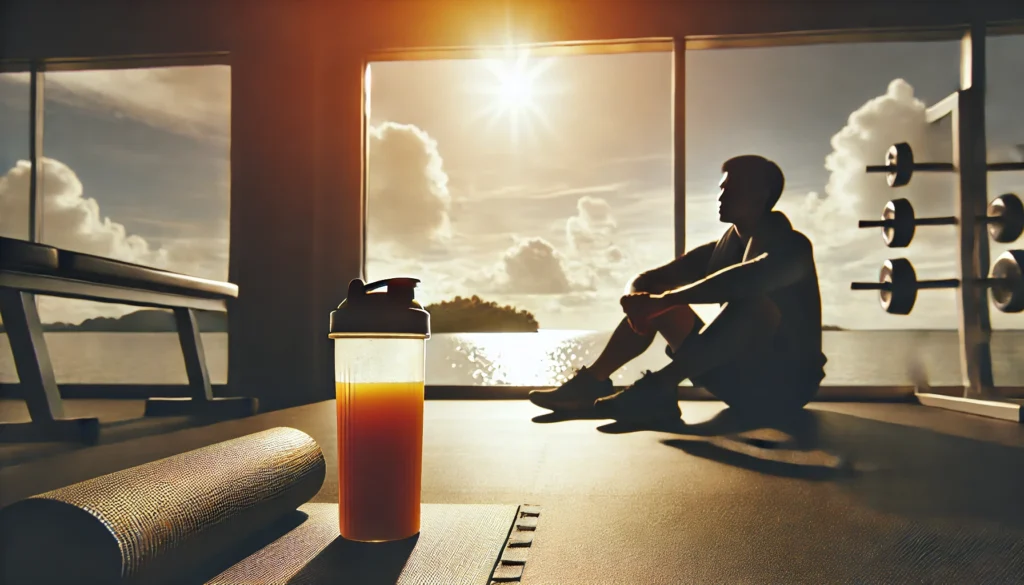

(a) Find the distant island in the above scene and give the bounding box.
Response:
[0,306,841,334]
[0,309,229,333]
[425,296,540,333]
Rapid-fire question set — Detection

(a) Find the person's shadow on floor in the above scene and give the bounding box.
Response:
[541,402,1024,532]
[667,408,855,480]
[533,404,851,480]
[597,407,852,481]
[594,405,812,438]
[533,405,819,446]
[531,410,609,423]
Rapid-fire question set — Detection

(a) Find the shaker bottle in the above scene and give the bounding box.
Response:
[329,277,430,542]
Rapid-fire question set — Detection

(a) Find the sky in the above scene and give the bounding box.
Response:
[1,36,1022,330]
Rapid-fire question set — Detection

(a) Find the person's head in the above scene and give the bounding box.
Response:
[717,155,784,226]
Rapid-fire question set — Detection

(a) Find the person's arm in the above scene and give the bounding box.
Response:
[633,241,717,293]
[655,234,812,305]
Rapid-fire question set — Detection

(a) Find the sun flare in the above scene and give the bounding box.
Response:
[470,49,558,143]
[492,58,536,110]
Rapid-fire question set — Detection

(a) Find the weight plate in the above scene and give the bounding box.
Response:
[990,250,1024,313]
[881,258,917,315]
[988,193,1024,243]
[887,143,914,188]
[883,198,916,247]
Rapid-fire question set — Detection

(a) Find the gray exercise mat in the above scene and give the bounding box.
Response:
[0,427,325,585]
[207,503,519,585]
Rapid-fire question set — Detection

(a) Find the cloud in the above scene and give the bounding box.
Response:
[163,236,229,282]
[0,158,225,324]
[8,66,231,141]
[565,195,630,286]
[447,192,639,322]
[466,237,592,295]
[367,122,452,252]
[501,239,573,293]
[0,159,169,267]
[787,79,956,249]
[567,196,615,251]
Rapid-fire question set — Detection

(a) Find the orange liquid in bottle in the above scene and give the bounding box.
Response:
[336,381,424,542]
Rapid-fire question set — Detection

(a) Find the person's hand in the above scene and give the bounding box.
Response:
[620,292,666,335]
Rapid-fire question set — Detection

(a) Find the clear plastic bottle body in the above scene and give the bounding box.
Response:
[333,335,425,542]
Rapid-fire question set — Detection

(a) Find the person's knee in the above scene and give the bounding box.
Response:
[653,305,699,351]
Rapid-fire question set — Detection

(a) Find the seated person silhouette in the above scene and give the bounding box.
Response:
[530,155,827,424]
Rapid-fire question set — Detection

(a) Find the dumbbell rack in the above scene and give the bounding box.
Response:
[861,23,1022,423]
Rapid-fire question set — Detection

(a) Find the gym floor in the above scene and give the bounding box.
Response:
[3,399,1024,583]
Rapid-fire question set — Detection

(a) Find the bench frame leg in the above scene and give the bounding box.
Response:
[0,289,63,421]
[0,289,99,443]
[144,308,257,418]
[175,307,214,401]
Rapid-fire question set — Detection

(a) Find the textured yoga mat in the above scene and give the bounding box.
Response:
[0,427,325,585]
[207,503,524,585]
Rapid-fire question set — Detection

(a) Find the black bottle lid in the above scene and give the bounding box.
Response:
[329,278,430,338]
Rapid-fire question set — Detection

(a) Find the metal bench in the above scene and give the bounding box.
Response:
[0,237,257,443]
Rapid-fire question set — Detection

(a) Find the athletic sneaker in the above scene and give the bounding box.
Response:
[593,370,681,423]
[528,367,614,411]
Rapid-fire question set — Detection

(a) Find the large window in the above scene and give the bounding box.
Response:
[686,40,967,386]
[987,33,1024,386]
[364,50,675,386]
[364,38,1018,389]
[0,63,231,387]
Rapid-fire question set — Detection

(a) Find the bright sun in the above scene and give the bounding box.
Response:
[470,49,557,143]
[493,59,536,109]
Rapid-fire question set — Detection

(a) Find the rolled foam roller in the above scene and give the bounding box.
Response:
[0,427,326,585]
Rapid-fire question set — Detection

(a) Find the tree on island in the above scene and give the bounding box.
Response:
[424,296,539,333]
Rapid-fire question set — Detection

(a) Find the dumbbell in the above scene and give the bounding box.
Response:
[850,250,1024,315]
[857,194,1024,247]
[866,142,1024,187]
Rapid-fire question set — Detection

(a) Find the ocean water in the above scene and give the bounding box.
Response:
[1,330,1023,388]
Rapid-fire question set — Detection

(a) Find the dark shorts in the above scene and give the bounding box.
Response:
[668,343,824,416]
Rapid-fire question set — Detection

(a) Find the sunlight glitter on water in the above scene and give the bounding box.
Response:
[430,330,673,386]
[443,330,594,386]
